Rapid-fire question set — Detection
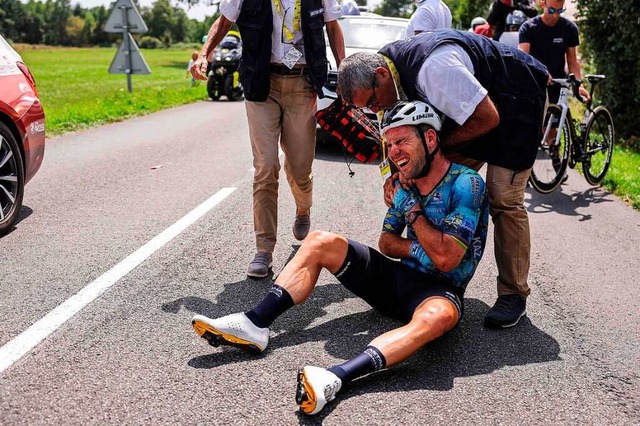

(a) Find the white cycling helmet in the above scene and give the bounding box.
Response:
[380,100,442,135]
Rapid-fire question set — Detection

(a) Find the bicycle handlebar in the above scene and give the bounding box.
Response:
[551,73,584,103]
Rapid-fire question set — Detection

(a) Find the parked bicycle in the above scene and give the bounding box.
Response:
[529,74,615,194]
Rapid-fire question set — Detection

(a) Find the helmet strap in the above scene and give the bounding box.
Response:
[415,125,439,179]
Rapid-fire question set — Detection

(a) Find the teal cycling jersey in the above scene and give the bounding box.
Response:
[382,163,489,291]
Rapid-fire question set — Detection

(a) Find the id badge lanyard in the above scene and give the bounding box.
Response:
[273,0,301,43]
[377,55,407,179]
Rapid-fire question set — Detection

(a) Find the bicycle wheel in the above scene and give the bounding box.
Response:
[529,105,570,194]
[582,106,614,185]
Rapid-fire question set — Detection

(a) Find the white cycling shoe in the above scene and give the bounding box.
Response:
[192,313,269,354]
[295,366,342,415]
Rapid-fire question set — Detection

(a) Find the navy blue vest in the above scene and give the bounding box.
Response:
[236,0,329,102]
[380,29,549,171]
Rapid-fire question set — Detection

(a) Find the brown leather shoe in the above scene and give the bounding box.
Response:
[247,252,272,278]
[292,214,310,241]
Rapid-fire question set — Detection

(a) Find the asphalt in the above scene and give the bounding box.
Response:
[0,100,638,424]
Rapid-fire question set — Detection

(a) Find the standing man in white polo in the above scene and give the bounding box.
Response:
[190,0,345,278]
[406,0,452,37]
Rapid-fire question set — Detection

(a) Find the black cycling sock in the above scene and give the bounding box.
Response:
[245,285,294,328]
[328,346,387,384]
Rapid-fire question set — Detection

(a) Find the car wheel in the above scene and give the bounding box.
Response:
[0,122,25,234]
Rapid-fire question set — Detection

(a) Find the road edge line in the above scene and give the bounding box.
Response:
[0,187,236,375]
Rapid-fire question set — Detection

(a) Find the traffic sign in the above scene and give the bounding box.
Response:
[108,33,151,75]
[104,0,148,34]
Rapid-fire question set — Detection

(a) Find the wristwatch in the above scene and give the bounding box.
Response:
[406,210,424,226]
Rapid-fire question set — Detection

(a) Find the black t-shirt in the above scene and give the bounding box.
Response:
[519,15,579,78]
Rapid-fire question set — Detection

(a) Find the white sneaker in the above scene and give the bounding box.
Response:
[191,313,269,354]
[295,366,342,415]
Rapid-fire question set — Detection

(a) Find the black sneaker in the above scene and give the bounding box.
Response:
[484,295,527,329]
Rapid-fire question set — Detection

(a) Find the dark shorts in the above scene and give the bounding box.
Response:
[333,239,464,324]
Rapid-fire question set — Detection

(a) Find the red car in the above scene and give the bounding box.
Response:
[0,35,45,234]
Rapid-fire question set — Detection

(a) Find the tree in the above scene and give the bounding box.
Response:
[0,0,27,41]
[65,15,85,45]
[145,0,177,41]
[451,0,491,30]
[578,0,640,140]
[374,0,414,18]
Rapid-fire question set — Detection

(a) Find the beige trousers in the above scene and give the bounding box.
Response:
[486,164,532,298]
[244,73,317,254]
[447,155,532,298]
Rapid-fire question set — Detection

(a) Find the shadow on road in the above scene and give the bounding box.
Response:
[0,206,33,238]
[163,270,560,422]
[526,185,613,221]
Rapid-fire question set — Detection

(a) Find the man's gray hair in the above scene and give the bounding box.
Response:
[337,52,387,104]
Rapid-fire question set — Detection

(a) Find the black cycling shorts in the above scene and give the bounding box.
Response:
[333,239,464,324]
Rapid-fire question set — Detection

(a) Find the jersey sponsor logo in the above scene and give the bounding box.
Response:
[432,191,443,201]
[469,175,481,205]
[472,236,483,260]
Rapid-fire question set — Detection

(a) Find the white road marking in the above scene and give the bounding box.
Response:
[0,187,237,375]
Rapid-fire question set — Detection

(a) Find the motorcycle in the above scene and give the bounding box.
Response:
[206,31,243,101]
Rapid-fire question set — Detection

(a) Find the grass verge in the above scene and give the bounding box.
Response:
[602,146,640,210]
[16,46,208,135]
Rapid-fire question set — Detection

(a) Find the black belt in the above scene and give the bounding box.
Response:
[270,64,308,76]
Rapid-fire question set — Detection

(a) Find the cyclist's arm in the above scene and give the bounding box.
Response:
[411,172,486,272]
[518,42,530,53]
[566,46,590,101]
[379,207,411,259]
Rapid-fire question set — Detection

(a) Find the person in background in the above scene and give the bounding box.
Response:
[487,0,537,41]
[468,16,488,32]
[186,51,199,86]
[406,0,452,37]
[341,0,361,16]
[498,10,527,47]
[190,0,345,278]
[519,0,590,104]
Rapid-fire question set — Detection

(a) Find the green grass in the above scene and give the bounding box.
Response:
[17,46,208,135]
[601,146,640,210]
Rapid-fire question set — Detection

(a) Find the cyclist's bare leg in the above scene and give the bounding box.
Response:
[368,297,459,366]
[275,230,349,304]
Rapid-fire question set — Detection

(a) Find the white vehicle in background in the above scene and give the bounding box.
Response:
[317,14,409,141]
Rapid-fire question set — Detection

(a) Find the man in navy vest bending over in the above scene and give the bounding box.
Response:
[337,29,549,329]
[190,0,345,278]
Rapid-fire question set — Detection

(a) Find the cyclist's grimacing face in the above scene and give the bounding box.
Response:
[385,126,427,180]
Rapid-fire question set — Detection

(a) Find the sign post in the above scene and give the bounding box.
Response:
[104,0,149,92]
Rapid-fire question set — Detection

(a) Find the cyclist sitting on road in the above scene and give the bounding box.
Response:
[190,100,489,416]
